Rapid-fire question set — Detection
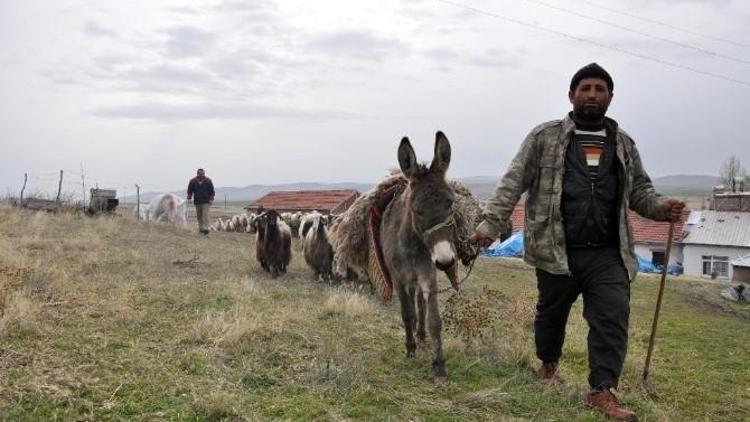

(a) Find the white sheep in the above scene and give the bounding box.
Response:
[246,213,258,234]
[148,193,187,226]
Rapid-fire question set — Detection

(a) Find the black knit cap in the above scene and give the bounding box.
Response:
[570,62,613,92]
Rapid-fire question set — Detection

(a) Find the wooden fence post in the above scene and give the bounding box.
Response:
[55,170,63,204]
[135,184,141,220]
[80,163,86,209]
[20,173,27,205]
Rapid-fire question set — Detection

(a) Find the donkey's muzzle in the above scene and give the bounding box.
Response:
[435,258,455,272]
[431,240,456,271]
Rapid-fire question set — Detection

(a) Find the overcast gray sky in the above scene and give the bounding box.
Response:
[2,0,749,197]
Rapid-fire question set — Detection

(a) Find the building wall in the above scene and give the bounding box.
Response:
[732,266,750,283]
[710,194,750,212]
[683,245,750,280]
[634,243,683,267]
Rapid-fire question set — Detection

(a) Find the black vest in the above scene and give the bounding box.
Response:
[561,123,620,248]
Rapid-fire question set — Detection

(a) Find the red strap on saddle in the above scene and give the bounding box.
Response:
[368,180,407,302]
[371,205,383,220]
[372,183,404,221]
[369,207,393,302]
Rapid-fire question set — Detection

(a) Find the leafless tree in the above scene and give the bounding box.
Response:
[718,156,747,192]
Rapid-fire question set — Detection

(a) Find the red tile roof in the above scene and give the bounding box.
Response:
[510,203,524,233]
[628,209,690,245]
[506,202,689,245]
[245,190,360,214]
[477,202,525,234]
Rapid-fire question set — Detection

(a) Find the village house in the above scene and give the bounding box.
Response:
[244,189,360,215]
[629,210,690,268]
[681,210,750,280]
[708,191,750,212]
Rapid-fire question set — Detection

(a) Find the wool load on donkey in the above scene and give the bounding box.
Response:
[328,131,482,382]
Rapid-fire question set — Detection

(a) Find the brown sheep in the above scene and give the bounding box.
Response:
[257,210,292,278]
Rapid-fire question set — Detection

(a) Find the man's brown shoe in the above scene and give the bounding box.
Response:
[584,389,638,421]
[536,361,561,384]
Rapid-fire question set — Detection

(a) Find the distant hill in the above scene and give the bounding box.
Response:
[121,182,373,204]
[465,174,722,200]
[121,174,718,204]
[653,174,717,188]
[652,174,717,197]
[467,174,722,200]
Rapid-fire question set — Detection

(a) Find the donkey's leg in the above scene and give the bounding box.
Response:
[425,287,446,379]
[408,286,418,334]
[416,285,426,343]
[397,283,417,358]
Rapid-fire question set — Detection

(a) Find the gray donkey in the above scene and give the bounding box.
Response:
[381,131,456,384]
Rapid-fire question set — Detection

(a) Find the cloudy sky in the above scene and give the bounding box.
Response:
[2,0,749,197]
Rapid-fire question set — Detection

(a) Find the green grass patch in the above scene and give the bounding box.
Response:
[1,205,749,421]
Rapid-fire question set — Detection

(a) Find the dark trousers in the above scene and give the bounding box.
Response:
[534,245,630,390]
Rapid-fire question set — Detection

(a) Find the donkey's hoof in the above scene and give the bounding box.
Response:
[434,376,451,388]
[405,349,416,358]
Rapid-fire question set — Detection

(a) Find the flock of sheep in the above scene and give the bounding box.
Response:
[209,213,255,233]
[208,211,303,234]
[132,193,339,281]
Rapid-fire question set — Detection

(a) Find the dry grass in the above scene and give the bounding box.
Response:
[1,203,749,421]
[322,288,375,318]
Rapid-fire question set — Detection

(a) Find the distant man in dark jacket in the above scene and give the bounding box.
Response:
[187,168,215,235]
[473,63,684,421]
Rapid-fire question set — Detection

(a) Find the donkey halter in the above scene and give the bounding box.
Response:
[421,214,456,239]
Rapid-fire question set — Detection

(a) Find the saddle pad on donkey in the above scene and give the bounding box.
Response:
[366,182,406,303]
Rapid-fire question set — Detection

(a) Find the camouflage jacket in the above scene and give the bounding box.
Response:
[476,114,670,280]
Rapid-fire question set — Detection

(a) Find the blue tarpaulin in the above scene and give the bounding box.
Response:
[637,254,658,273]
[667,263,684,276]
[483,231,524,257]
[482,234,680,277]
[636,255,683,276]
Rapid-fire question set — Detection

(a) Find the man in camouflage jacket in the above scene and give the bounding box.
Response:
[474,63,684,421]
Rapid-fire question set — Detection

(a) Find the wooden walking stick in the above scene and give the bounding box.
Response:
[642,220,675,385]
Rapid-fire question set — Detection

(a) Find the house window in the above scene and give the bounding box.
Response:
[701,255,730,278]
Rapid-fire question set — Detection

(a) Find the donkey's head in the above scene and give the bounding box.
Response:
[398,131,456,271]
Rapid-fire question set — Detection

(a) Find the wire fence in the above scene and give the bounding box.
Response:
[7,168,148,207]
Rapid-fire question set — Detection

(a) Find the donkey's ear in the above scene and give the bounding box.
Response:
[398,137,418,178]
[430,131,451,174]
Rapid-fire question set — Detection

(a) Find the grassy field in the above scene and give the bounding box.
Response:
[1,204,749,421]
